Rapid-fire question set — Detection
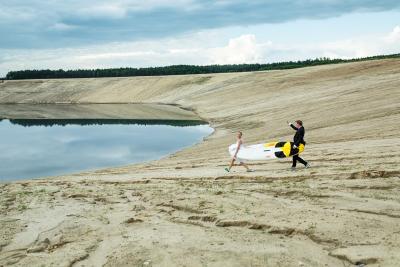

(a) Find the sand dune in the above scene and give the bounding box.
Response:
[1,59,400,266]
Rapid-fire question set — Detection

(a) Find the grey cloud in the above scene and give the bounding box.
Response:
[0,0,400,48]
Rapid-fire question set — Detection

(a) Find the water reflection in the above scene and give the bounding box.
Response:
[7,119,207,127]
[0,119,213,181]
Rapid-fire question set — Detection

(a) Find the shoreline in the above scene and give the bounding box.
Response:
[1,59,400,266]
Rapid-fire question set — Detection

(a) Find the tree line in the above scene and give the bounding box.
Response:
[4,53,400,80]
[8,119,206,127]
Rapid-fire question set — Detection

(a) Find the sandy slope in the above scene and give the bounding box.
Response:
[1,59,400,266]
[0,103,200,121]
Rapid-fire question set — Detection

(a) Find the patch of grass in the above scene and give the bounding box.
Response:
[17,191,31,197]
[245,207,251,214]
[199,200,207,207]
[18,204,28,211]
[218,204,224,213]
[193,76,212,85]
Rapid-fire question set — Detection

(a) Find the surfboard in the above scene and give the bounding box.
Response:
[229,141,304,161]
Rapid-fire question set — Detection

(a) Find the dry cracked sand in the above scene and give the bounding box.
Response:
[1,59,400,266]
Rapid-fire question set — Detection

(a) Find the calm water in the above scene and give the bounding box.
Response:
[0,119,213,182]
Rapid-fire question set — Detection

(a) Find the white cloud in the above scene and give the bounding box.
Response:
[315,26,400,59]
[126,0,199,11]
[385,25,400,43]
[75,0,198,19]
[78,4,128,19]
[319,39,377,59]
[0,7,36,23]
[209,34,270,64]
[49,22,77,31]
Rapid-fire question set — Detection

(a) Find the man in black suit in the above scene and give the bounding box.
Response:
[288,120,310,170]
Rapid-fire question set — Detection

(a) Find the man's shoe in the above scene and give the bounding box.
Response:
[291,167,296,171]
[246,169,254,172]
[305,163,311,169]
[224,168,230,172]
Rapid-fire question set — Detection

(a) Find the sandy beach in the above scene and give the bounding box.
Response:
[1,59,400,266]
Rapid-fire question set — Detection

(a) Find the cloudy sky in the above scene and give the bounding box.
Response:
[1,0,400,76]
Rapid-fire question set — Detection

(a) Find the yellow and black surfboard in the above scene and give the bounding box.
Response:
[268,141,305,158]
[229,141,305,161]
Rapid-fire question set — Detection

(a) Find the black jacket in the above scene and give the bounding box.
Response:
[290,124,306,146]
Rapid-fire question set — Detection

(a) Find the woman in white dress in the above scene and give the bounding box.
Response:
[225,131,253,172]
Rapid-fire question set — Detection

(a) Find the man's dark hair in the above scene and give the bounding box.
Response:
[296,120,303,126]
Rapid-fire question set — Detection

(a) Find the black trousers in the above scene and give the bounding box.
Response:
[292,155,307,167]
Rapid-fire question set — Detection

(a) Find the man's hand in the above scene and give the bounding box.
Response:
[287,121,291,126]
[293,144,297,149]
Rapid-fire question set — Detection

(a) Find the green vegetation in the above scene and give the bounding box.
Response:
[18,204,28,211]
[4,53,400,80]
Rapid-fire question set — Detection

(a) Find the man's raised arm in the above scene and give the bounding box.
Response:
[287,121,297,131]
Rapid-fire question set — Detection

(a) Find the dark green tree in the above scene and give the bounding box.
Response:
[4,53,400,80]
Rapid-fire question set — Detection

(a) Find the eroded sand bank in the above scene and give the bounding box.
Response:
[1,59,400,266]
[0,103,200,121]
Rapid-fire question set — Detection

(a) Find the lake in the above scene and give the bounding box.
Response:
[0,119,213,182]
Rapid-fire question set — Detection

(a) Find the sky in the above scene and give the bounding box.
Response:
[0,0,400,76]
